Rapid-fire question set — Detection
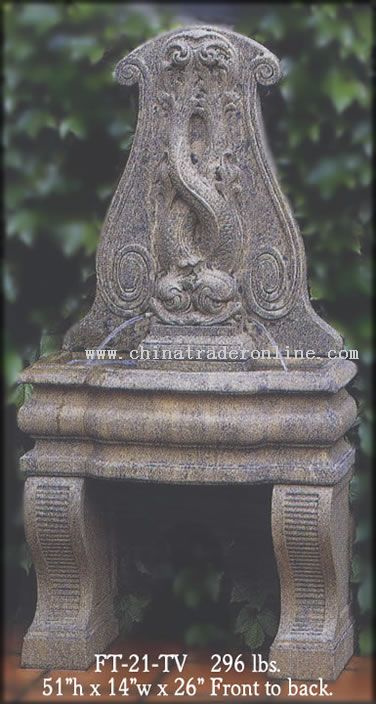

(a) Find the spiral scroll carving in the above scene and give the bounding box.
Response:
[99,244,153,315]
[198,41,235,68]
[245,246,295,319]
[165,40,193,67]
[250,54,281,85]
[115,58,144,86]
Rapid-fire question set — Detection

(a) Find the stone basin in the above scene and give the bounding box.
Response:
[18,355,357,487]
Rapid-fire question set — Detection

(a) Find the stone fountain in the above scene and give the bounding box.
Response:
[18,26,357,680]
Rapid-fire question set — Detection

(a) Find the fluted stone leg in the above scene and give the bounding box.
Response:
[270,478,354,681]
[22,477,118,669]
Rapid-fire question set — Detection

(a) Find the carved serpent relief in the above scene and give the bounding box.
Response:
[150,34,244,325]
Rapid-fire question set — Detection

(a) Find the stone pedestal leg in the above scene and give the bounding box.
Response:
[269,478,354,681]
[21,477,119,669]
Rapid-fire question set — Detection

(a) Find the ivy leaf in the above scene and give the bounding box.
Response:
[173,568,202,609]
[88,46,105,64]
[39,332,62,358]
[309,281,327,301]
[243,620,265,650]
[7,382,33,409]
[235,606,253,635]
[359,626,373,656]
[15,108,57,137]
[20,4,61,33]
[135,559,151,576]
[231,581,252,604]
[350,553,363,584]
[55,221,99,256]
[308,123,320,142]
[324,68,368,113]
[118,593,150,632]
[185,623,224,648]
[4,346,23,387]
[349,474,361,503]
[59,116,87,139]
[357,574,372,614]
[231,581,266,609]
[355,520,370,545]
[259,11,284,40]
[359,422,372,456]
[3,264,19,302]
[256,609,279,637]
[19,542,33,575]
[120,134,134,151]
[7,211,39,244]
[205,570,223,602]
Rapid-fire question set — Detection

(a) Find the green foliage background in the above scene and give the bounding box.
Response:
[4,3,373,653]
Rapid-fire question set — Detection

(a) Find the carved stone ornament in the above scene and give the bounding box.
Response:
[64,26,342,355]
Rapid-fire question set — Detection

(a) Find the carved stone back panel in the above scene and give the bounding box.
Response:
[64,26,342,354]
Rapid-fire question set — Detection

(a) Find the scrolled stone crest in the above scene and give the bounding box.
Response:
[114,57,144,86]
[64,25,343,353]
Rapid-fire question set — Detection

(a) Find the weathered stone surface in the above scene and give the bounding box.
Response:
[63,25,342,356]
[20,439,354,487]
[18,25,356,678]
[19,353,356,393]
[18,357,356,489]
